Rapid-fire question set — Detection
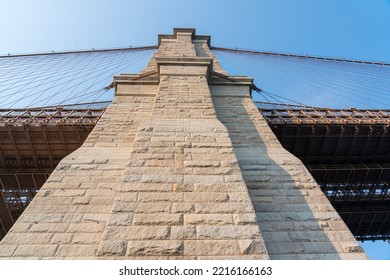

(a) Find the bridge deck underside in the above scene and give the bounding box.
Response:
[1,107,390,241]
[0,109,98,239]
[262,108,390,241]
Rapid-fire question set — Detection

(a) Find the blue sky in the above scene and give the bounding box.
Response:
[1,0,389,62]
[0,0,390,259]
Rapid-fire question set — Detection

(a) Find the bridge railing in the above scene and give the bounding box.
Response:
[257,102,390,125]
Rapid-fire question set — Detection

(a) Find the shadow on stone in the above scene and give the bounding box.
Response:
[213,94,366,260]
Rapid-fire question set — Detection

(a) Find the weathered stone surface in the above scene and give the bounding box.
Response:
[126,241,183,256]
[0,245,18,257]
[30,223,70,233]
[212,83,367,260]
[107,213,133,226]
[67,222,105,233]
[97,241,127,256]
[170,226,197,239]
[238,239,267,255]
[1,233,52,245]
[14,245,58,258]
[102,226,171,240]
[197,226,261,239]
[95,30,268,260]
[132,214,183,226]
[72,233,102,244]
[50,233,74,245]
[184,214,234,225]
[56,245,98,258]
[184,240,240,256]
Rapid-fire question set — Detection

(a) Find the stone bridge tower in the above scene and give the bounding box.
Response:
[0,28,367,259]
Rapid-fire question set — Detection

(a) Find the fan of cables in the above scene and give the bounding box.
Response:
[212,47,390,110]
[0,47,156,109]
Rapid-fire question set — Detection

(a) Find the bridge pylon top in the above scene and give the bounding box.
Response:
[158,28,211,47]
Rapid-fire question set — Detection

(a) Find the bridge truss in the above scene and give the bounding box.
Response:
[260,104,390,241]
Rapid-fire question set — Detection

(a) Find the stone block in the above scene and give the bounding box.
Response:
[233,213,258,225]
[56,245,98,257]
[72,196,91,205]
[72,233,102,245]
[107,213,133,226]
[1,233,52,245]
[184,175,224,184]
[97,241,127,256]
[67,222,105,233]
[82,214,111,222]
[184,240,240,256]
[195,203,253,214]
[102,226,170,240]
[196,226,261,239]
[18,213,64,223]
[172,203,195,214]
[228,193,251,202]
[132,214,183,226]
[184,214,234,225]
[134,202,172,213]
[14,245,58,257]
[30,223,70,233]
[172,183,194,192]
[113,193,138,202]
[266,242,305,255]
[126,240,183,256]
[112,203,137,213]
[262,232,291,243]
[50,233,74,245]
[76,204,112,214]
[138,192,183,202]
[120,182,172,192]
[0,245,18,257]
[339,241,364,253]
[238,240,268,255]
[184,192,228,202]
[170,226,197,239]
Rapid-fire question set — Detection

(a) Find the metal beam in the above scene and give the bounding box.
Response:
[0,191,14,234]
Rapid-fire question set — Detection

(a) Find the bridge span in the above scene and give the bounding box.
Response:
[1,103,389,242]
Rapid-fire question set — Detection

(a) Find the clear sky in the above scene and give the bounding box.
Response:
[0,0,389,62]
[1,0,390,259]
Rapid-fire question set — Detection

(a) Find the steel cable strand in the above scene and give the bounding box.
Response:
[0,50,132,102]
[250,53,390,98]
[221,49,390,106]
[213,49,390,105]
[28,52,140,107]
[72,50,154,105]
[224,51,387,108]
[24,52,92,108]
[214,51,344,108]
[0,53,80,107]
[53,50,154,106]
[38,50,145,107]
